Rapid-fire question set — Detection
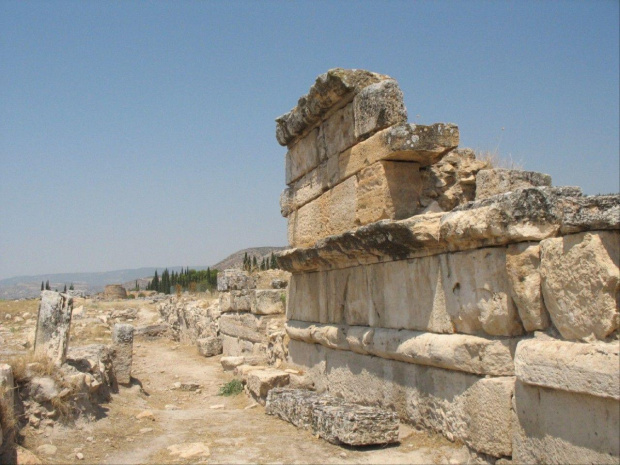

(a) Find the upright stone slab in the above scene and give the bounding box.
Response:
[112,323,134,385]
[34,291,73,365]
[0,364,14,410]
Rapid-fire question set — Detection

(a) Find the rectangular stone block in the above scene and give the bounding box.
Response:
[513,380,619,464]
[246,369,290,403]
[475,169,552,200]
[112,323,134,385]
[515,339,619,400]
[219,312,284,344]
[218,290,253,313]
[196,336,222,357]
[288,161,422,248]
[252,289,285,315]
[283,122,459,215]
[285,128,321,184]
[318,103,356,160]
[34,291,73,365]
[288,247,523,337]
[221,334,265,358]
[288,340,514,457]
[217,269,255,292]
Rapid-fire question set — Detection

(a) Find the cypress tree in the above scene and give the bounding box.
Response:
[69,283,74,291]
[45,280,50,290]
[63,284,67,293]
[41,281,44,291]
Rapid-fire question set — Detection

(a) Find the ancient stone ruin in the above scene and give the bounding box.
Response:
[272,68,619,463]
[103,284,127,300]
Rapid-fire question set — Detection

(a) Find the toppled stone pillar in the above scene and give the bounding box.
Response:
[34,291,73,365]
[112,324,134,385]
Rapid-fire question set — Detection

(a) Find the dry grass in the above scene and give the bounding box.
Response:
[0,386,16,432]
[477,150,524,170]
[0,299,38,318]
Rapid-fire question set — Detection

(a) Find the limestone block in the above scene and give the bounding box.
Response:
[252,290,285,315]
[253,269,291,290]
[218,290,253,313]
[276,68,392,146]
[513,380,619,464]
[475,169,552,200]
[112,323,134,385]
[216,269,255,292]
[220,355,266,371]
[318,103,356,160]
[283,122,459,215]
[28,376,59,403]
[441,248,523,336]
[0,364,14,409]
[540,231,619,340]
[285,128,321,184]
[286,321,516,376]
[246,369,290,402]
[196,336,222,357]
[219,313,283,343]
[312,401,399,446]
[34,291,73,365]
[515,339,619,400]
[506,242,549,331]
[288,341,514,457]
[266,388,332,429]
[233,364,268,383]
[325,175,356,241]
[353,79,407,140]
[103,284,127,299]
[221,333,261,357]
[559,193,620,234]
[440,186,582,248]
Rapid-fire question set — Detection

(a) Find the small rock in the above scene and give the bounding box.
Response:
[244,403,258,410]
[86,436,94,442]
[172,382,182,390]
[209,404,225,410]
[76,452,84,460]
[36,444,57,456]
[167,442,211,459]
[165,404,179,410]
[340,452,347,458]
[180,382,201,391]
[136,410,155,420]
[139,428,153,434]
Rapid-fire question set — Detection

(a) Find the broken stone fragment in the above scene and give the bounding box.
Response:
[28,377,59,403]
[216,269,255,292]
[475,169,552,200]
[112,324,134,385]
[246,369,290,403]
[540,230,619,341]
[34,291,73,365]
[220,356,266,371]
[352,79,407,140]
[218,290,253,313]
[252,290,286,315]
[196,336,222,357]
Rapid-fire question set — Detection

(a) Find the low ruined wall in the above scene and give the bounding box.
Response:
[217,269,290,365]
[275,68,620,462]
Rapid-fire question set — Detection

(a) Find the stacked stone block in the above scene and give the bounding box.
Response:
[217,269,290,364]
[276,69,620,461]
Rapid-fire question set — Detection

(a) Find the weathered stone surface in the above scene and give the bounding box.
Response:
[103,284,127,299]
[266,388,399,446]
[66,344,117,395]
[0,365,14,410]
[352,79,407,140]
[513,380,619,464]
[558,193,620,234]
[221,333,264,357]
[219,312,283,343]
[34,291,73,365]
[218,290,253,313]
[112,323,134,385]
[286,321,516,376]
[475,169,552,200]
[158,297,219,344]
[276,68,392,146]
[285,128,321,184]
[253,269,291,290]
[282,123,459,216]
[217,269,255,292]
[540,231,619,340]
[515,339,620,400]
[233,364,267,383]
[288,247,523,337]
[196,336,222,357]
[28,377,59,403]
[246,369,290,402]
[319,103,356,160]
[288,340,514,457]
[220,355,266,371]
[252,290,285,315]
[312,400,399,446]
[506,243,549,331]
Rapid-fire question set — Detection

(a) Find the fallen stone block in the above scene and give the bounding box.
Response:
[34,291,73,365]
[246,369,290,403]
[134,324,169,338]
[540,230,619,340]
[112,323,134,385]
[233,364,268,383]
[559,193,620,234]
[220,355,266,372]
[475,169,552,200]
[196,336,222,357]
[515,339,619,400]
[266,388,336,429]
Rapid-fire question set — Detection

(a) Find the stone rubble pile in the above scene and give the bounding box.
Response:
[274,68,620,462]
[266,388,399,446]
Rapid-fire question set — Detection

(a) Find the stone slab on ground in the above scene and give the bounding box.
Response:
[266,388,399,446]
[220,355,266,371]
[246,369,290,403]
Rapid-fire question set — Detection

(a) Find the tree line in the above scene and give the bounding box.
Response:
[242,252,279,272]
[41,281,74,292]
[146,267,218,294]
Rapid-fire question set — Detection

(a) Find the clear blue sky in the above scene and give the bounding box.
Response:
[1,1,618,280]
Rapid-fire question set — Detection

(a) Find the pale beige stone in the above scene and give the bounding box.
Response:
[112,323,134,385]
[219,313,283,344]
[252,289,286,315]
[513,380,619,464]
[515,339,619,400]
[325,175,357,239]
[319,103,356,160]
[475,169,552,200]
[285,128,320,184]
[353,79,407,140]
[286,321,516,376]
[34,291,73,365]
[221,334,265,358]
[233,364,268,383]
[246,369,290,402]
[218,290,253,313]
[540,231,619,340]
[0,364,14,409]
[506,242,550,331]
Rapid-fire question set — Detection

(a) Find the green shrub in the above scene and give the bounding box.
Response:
[218,379,243,397]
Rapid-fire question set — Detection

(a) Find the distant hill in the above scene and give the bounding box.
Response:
[211,246,288,271]
[0,246,287,300]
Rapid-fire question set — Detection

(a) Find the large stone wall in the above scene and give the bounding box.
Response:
[275,69,620,462]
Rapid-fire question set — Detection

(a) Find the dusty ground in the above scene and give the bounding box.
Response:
[1,297,470,464]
